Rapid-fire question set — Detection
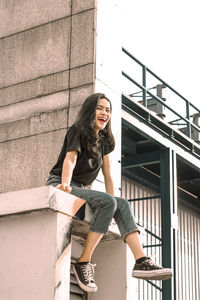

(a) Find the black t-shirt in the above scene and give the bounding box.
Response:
[50,123,113,186]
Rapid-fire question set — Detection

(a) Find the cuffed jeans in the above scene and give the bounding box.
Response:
[46,174,139,241]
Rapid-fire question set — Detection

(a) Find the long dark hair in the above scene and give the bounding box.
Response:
[75,93,115,159]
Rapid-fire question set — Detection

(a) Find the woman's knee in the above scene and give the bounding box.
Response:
[103,194,117,212]
[116,197,131,211]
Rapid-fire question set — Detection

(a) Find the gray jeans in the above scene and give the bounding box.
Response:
[46,174,139,241]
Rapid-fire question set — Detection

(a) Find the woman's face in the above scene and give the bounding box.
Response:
[94,98,111,133]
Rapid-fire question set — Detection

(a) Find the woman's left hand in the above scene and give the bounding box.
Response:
[56,183,72,193]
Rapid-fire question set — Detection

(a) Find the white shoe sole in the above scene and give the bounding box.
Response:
[73,265,97,293]
[132,269,173,281]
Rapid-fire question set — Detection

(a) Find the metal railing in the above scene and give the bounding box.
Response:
[122,47,200,143]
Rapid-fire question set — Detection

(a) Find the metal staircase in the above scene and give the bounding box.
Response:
[121,48,200,300]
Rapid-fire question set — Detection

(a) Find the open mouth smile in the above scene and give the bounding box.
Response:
[98,117,107,125]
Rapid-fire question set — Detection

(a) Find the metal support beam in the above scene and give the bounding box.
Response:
[160,149,178,300]
[122,151,160,168]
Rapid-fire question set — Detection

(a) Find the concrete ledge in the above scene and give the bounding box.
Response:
[0,70,69,107]
[0,186,121,299]
[0,186,85,217]
[0,186,121,240]
[0,91,69,125]
[0,109,68,143]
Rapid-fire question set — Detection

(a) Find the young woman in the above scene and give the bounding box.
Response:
[46,93,172,293]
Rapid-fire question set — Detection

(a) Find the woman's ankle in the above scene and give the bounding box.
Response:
[78,257,91,263]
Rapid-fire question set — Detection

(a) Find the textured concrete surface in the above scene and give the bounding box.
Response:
[0,210,57,300]
[69,84,94,107]
[70,63,95,89]
[0,205,74,299]
[0,0,120,197]
[68,84,94,126]
[0,129,67,193]
[72,0,95,14]
[0,91,69,124]
[71,9,96,68]
[0,18,70,88]
[91,240,126,300]
[0,70,69,107]
[0,108,68,143]
[0,186,85,218]
[0,0,71,38]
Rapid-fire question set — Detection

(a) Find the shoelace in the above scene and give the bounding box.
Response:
[144,257,162,268]
[144,258,154,266]
[81,263,96,283]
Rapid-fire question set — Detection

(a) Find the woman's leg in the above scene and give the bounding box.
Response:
[70,186,118,236]
[69,187,118,293]
[113,196,173,281]
[125,232,145,260]
[47,176,116,256]
[78,232,104,262]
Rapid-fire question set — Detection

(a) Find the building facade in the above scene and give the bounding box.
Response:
[0,1,199,299]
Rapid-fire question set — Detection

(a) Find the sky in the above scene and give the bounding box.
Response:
[121,0,200,110]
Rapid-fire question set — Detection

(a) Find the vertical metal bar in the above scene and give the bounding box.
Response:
[184,210,187,300]
[142,66,147,107]
[160,149,178,300]
[185,211,189,300]
[180,209,184,300]
[196,216,200,300]
[188,211,194,299]
[186,100,191,138]
[193,216,196,300]
[177,209,180,300]
[190,214,194,300]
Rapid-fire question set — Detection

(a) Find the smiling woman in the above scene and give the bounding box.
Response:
[46,92,172,293]
[94,98,111,132]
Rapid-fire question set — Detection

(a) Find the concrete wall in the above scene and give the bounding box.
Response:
[0,186,81,300]
[0,1,127,299]
[0,0,96,193]
[90,239,127,300]
[0,0,122,195]
[0,186,123,300]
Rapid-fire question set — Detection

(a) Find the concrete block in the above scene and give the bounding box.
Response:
[72,0,96,14]
[0,210,58,300]
[68,84,94,126]
[70,63,95,89]
[0,108,68,143]
[69,84,94,106]
[0,186,86,300]
[71,9,96,68]
[91,239,127,300]
[0,91,69,125]
[0,0,71,38]
[0,71,69,107]
[0,18,70,88]
[0,186,85,217]
[0,129,67,193]
[68,105,80,127]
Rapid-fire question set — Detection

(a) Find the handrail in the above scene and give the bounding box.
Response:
[122,47,200,113]
[122,47,200,142]
[122,71,200,133]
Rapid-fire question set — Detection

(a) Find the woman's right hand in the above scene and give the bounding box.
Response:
[56,183,72,193]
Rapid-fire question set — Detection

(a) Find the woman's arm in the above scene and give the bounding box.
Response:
[102,154,115,196]
[57,150,78,193]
